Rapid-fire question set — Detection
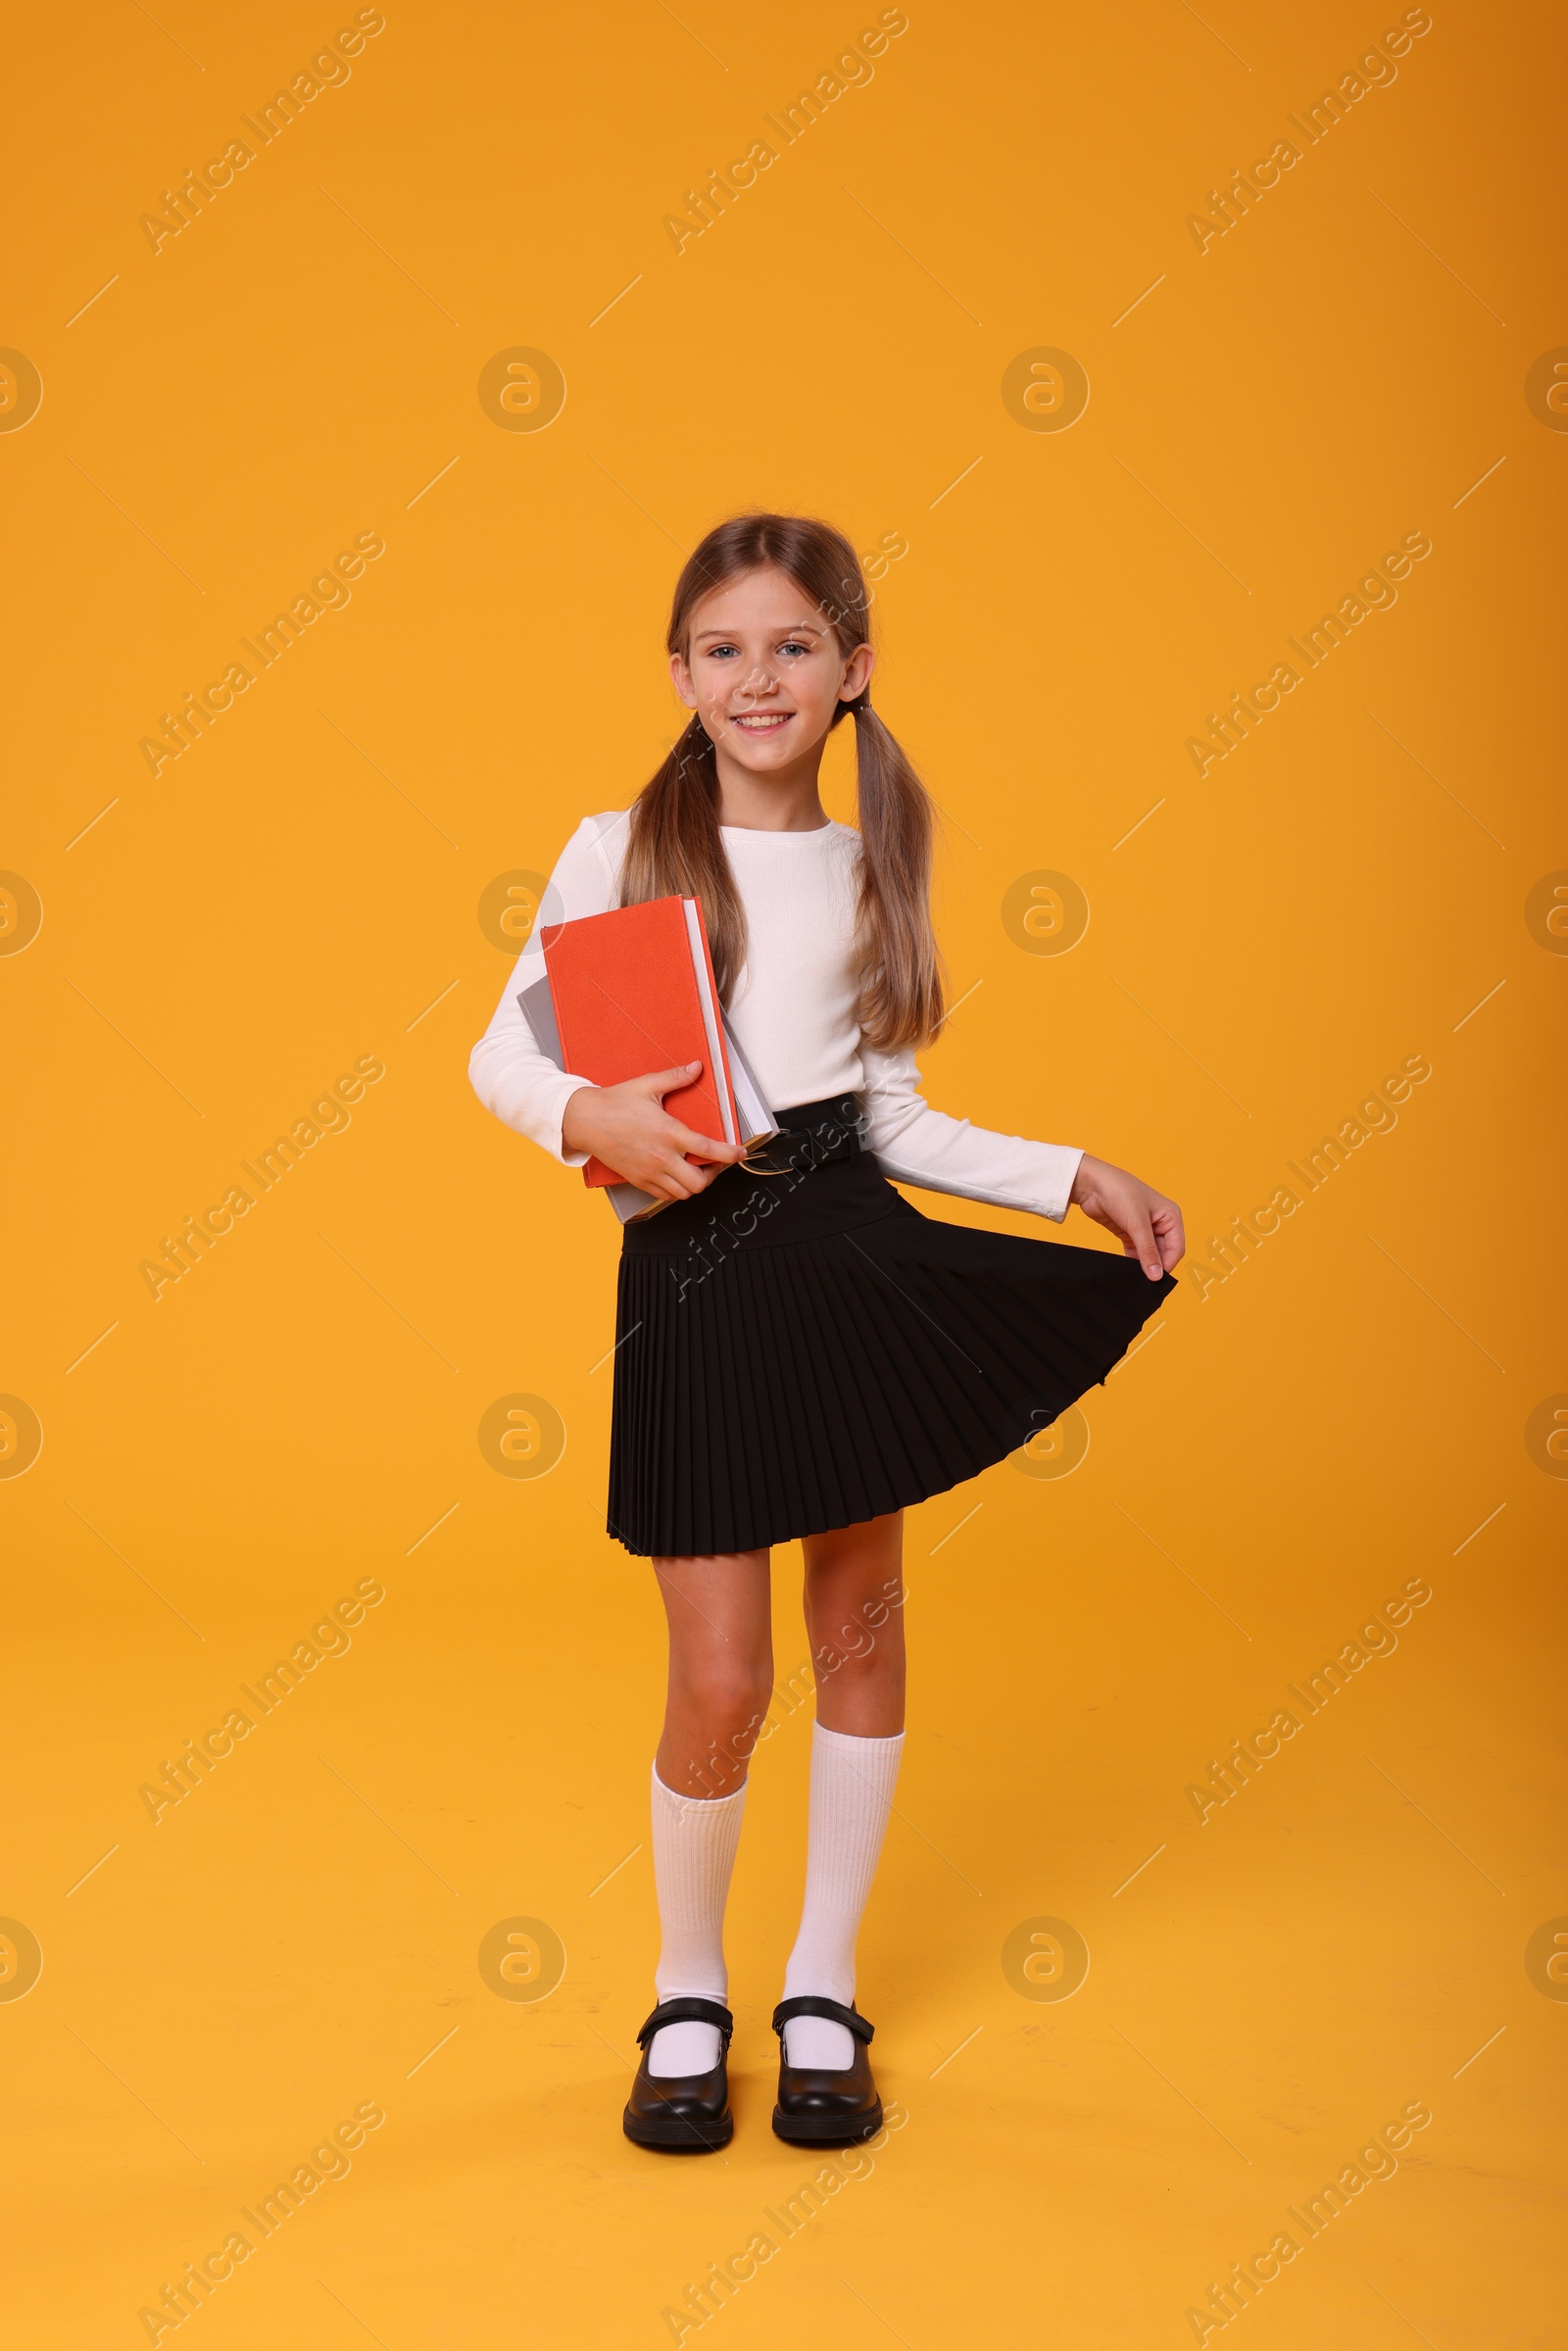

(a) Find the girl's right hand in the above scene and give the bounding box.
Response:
[560,1062,748,1201]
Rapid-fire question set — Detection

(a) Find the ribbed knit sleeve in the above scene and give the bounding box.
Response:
[860,1042,1084,1224]
[467,812,626,1164]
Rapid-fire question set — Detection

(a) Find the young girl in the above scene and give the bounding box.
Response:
[470,514,1183,2152]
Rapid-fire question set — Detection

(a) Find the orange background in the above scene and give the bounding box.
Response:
[3,1,1564,2342]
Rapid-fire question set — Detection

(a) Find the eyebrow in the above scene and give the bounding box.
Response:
[692,619,826,644]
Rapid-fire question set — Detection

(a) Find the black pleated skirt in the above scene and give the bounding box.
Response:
[607,1096,1177,1558]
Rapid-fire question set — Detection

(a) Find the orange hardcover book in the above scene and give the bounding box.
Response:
[539,896,748,1190]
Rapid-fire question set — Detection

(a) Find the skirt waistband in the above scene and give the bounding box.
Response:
[743,1093,866,1177]
[621,1093,899,1258]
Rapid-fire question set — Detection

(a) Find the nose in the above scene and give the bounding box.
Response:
[736,662,778,705]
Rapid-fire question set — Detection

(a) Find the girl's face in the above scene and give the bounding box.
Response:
[670,563,874,777]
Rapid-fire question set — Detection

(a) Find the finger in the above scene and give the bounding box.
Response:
[1153,1202,1186,1269]
[642,1061,703,1100]
[645,1167,701,1203]
[657,1150,711,1199]
[665,1121,747,1164]
[634,1144,707,1202]
[1127,1209,1163,1281]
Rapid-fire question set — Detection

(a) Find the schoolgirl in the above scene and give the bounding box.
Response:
[469,514,1183,2151]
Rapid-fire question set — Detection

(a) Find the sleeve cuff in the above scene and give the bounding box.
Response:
[1051,1146,1087,1224]
[554,1081,595,1169]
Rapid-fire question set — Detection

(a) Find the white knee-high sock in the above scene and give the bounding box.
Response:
[781,1723,905,2070]
[647,1765,747,2077]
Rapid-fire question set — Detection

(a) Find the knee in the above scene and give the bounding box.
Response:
[681,1657,774,1742]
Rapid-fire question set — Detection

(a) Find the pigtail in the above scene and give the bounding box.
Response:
[846,696,946,1051]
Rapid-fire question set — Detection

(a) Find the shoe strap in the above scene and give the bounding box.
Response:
[770,1995,874,2044]
[636,1996,734,2049]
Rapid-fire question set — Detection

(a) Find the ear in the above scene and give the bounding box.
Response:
[839,642,875,703]
[669,651,697,709]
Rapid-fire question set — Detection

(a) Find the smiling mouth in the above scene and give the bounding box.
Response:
[732,711,794,732]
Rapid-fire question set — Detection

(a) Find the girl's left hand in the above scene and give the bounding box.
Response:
[1069,1153,1185,1281]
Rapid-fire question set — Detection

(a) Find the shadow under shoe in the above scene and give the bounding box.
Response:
[770,1995,882,2145]
[622,1997,735,2152]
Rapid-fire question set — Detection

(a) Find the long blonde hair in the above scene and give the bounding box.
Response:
[619,513,945,1051]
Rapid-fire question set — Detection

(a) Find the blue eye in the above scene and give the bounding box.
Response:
[701,639,809,660]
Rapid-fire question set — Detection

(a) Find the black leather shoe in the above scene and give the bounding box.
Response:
[770,1996,882,2144]
[622,1998,734,2152]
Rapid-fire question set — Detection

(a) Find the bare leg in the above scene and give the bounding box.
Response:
[802,1509,906,1734]
[653,1548,774,1797]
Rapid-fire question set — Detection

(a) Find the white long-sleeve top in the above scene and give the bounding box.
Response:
[468,809,1085,1222]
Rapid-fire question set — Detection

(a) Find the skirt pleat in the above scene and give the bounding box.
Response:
[607,1117,1176,1559]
